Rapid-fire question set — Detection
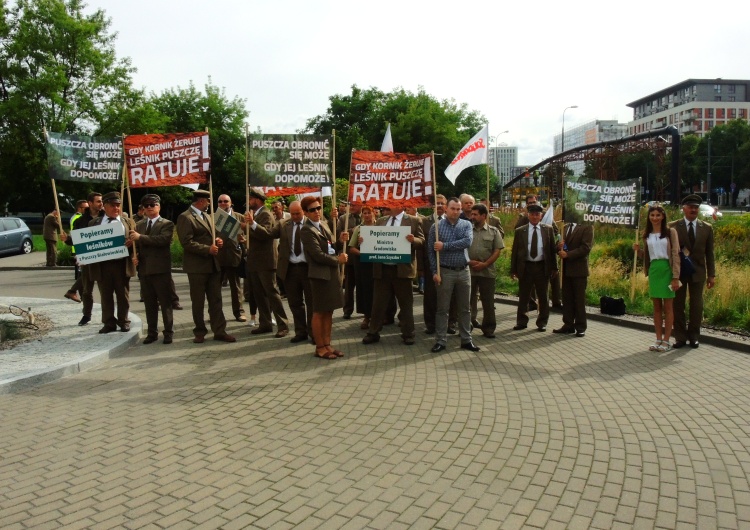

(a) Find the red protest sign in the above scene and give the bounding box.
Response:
[348,151,433,208]
[125,132,210,188]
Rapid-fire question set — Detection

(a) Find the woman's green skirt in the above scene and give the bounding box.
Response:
[649,259,675,299]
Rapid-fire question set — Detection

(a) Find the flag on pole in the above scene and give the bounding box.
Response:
[444,125,488,184]
[541,198,555,226]
[381,124,393,153]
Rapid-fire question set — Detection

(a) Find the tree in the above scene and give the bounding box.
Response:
[303,85,487,199]
[0,0,135,212]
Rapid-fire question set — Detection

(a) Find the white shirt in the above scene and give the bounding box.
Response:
[527,223,544,262]
[288,220,306,264]
[647,233,670,260]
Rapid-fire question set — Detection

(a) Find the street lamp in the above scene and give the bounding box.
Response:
[561,105,578,153]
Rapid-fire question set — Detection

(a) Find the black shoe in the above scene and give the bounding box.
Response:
[575,331,586,337]
[99,326,116,334]
[537,326,546,332]
[512,325,527,330]
[447,327,457,335]
[343,313,352,320]
[250,327,273,335]
[431,343,446,353]
[120,324,131,332]
[78,316,91,326]
[690,341,699,348]
[163,336,173,345]
[483,332,495,338]
[461,342,480,352]
[384,318,395,325]
[424,328,435,335]
[471,319,481,329]
[673,340,687,349]
[528,301,538,311]
[403,337,415,345]
[362,333,380,344]
[290,335,308,343]
[143,336,158,344]
[553,327,575,334]
[172,303,183,310]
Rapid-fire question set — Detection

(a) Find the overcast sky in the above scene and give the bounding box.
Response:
[99,0,748,165]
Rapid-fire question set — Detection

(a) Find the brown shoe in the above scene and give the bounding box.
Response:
[274,329,289,338]
[214,334,237,343]
[64,291,81,303]
[172,303,183,310]
[236,315,247,322]
[360,317,370,330]
[193,335,205,343]
[250,327,273,335]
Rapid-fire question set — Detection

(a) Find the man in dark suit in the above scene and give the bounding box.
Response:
[553,221,594,337]
[244,187,289,338]
[130,194,175,344]
[273,200,313,343]
[43,210,61,267]
[176,189,235,344]
[362,206,424,345]
[87,192,137,334]
[331,202,362,319]
[421,195,446,334]
[510,204,558,331]
[216,194,247,323]
[669,194,716,348]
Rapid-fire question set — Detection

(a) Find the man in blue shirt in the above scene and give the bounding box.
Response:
[427,197,479,353]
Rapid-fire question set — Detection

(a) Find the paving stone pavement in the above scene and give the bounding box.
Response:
[1,265,750,529]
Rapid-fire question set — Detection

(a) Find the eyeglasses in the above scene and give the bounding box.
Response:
[307,206,322,213]
[218,200,230,203]
[143,203,157,208]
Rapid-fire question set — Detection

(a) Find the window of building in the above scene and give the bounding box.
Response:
[714,84,721,93]
[729,109,736,119]
[715,96,722,102]
[729,96,736,102]
[728,85,736,93]
[706,120,714,130]
[740,109,748,119]
[717,108,725,119]
[706,108,714,118]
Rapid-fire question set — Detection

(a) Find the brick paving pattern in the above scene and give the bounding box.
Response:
[1,266,749,528]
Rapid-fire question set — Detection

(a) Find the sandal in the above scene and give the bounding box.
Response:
[655,340,671,352]
[325,345,345,358]
[649,342,660,351]
[315,348,337,360]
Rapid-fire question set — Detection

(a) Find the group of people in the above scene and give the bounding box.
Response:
[634,194,716,352]
[54,187,715,358]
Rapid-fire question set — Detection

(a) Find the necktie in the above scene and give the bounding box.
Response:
[107,217,115,223]
[293,222,302,256]
[390,216,396,226]
[688,222,695,247]
[530,226,539,259]
[146,220,152,235]
[566,224,573,240]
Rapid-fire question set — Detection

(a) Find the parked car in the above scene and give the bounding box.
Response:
[0,217,33,256]
[699,204,723,220]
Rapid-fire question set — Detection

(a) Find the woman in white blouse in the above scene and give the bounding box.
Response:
[634,205,681,352]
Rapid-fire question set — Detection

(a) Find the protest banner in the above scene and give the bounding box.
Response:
[348,151,433,208]
[125,132,210,188]
[359,226,412,264]
[70,222,129,265]
[248,134,332,194]
[563,176,641,228]
[46,132,122,183]
[214,207,241,242]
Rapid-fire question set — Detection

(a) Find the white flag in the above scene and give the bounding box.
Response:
[541,198,555,226]
[444,125,488,184]
[380,124,393,153]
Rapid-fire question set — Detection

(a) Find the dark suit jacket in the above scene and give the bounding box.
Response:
[135,217,174,276]
[510,223,558,279]
[668,218,715,282]
[561,223,594,278]
[43,213,60,240]
[272,218,303,281]
[176,207,221,274]
[87,215,137,280]
[372,213,424,280]
[301,219,339,281]
[247,206,278,271]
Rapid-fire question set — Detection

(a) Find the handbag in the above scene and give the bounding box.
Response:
[600,296,626,316]
[679,251,695,280]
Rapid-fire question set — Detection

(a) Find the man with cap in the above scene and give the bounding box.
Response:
[668,194,716,348]
[130,194,175,344]
[510,203,558,332]
[177,189,236,343]
[216,194,248,323]
[87,191,137,333]
[244,187,290,337]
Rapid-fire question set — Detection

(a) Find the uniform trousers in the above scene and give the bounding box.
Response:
[470,275,497,334]
[368,266,415,340]
[80,265,95,318]
[561,275,588,331]
[673,280,705,342]
[187,271,226,336]
[517,261,550,328]
[141,272,174,338]
[249,270,289,331]
[45,240,57,267]
[221,266,245,318]
[284,263,313,338]
[97,259,130,328]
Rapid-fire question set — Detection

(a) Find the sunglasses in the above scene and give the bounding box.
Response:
[143,203,157,208]
[218,200,230,203]
[307,206,322,213]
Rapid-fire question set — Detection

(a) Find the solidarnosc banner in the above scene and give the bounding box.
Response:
[46,132,122,183]
[564,177,641,228]
[125,132,210,188]
[249,134,332,193]
[348,151,433,208]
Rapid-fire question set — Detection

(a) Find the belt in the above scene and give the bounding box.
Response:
[288,261,307,266]
[440,265,467,271]
[526,260,544,264]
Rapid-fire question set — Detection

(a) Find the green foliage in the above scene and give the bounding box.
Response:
[303,85,487,198]
[0,0,135,212]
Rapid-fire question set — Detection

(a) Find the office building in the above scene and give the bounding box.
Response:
[553,120,628,175]
[489,145,518,187]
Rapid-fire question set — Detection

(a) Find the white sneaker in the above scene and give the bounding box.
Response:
[248,316,257,327]
[271,317,277,326]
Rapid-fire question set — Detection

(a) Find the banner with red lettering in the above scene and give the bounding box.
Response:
[348,151,433,209]
[444,124,488,184]
[125,132,210,188]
